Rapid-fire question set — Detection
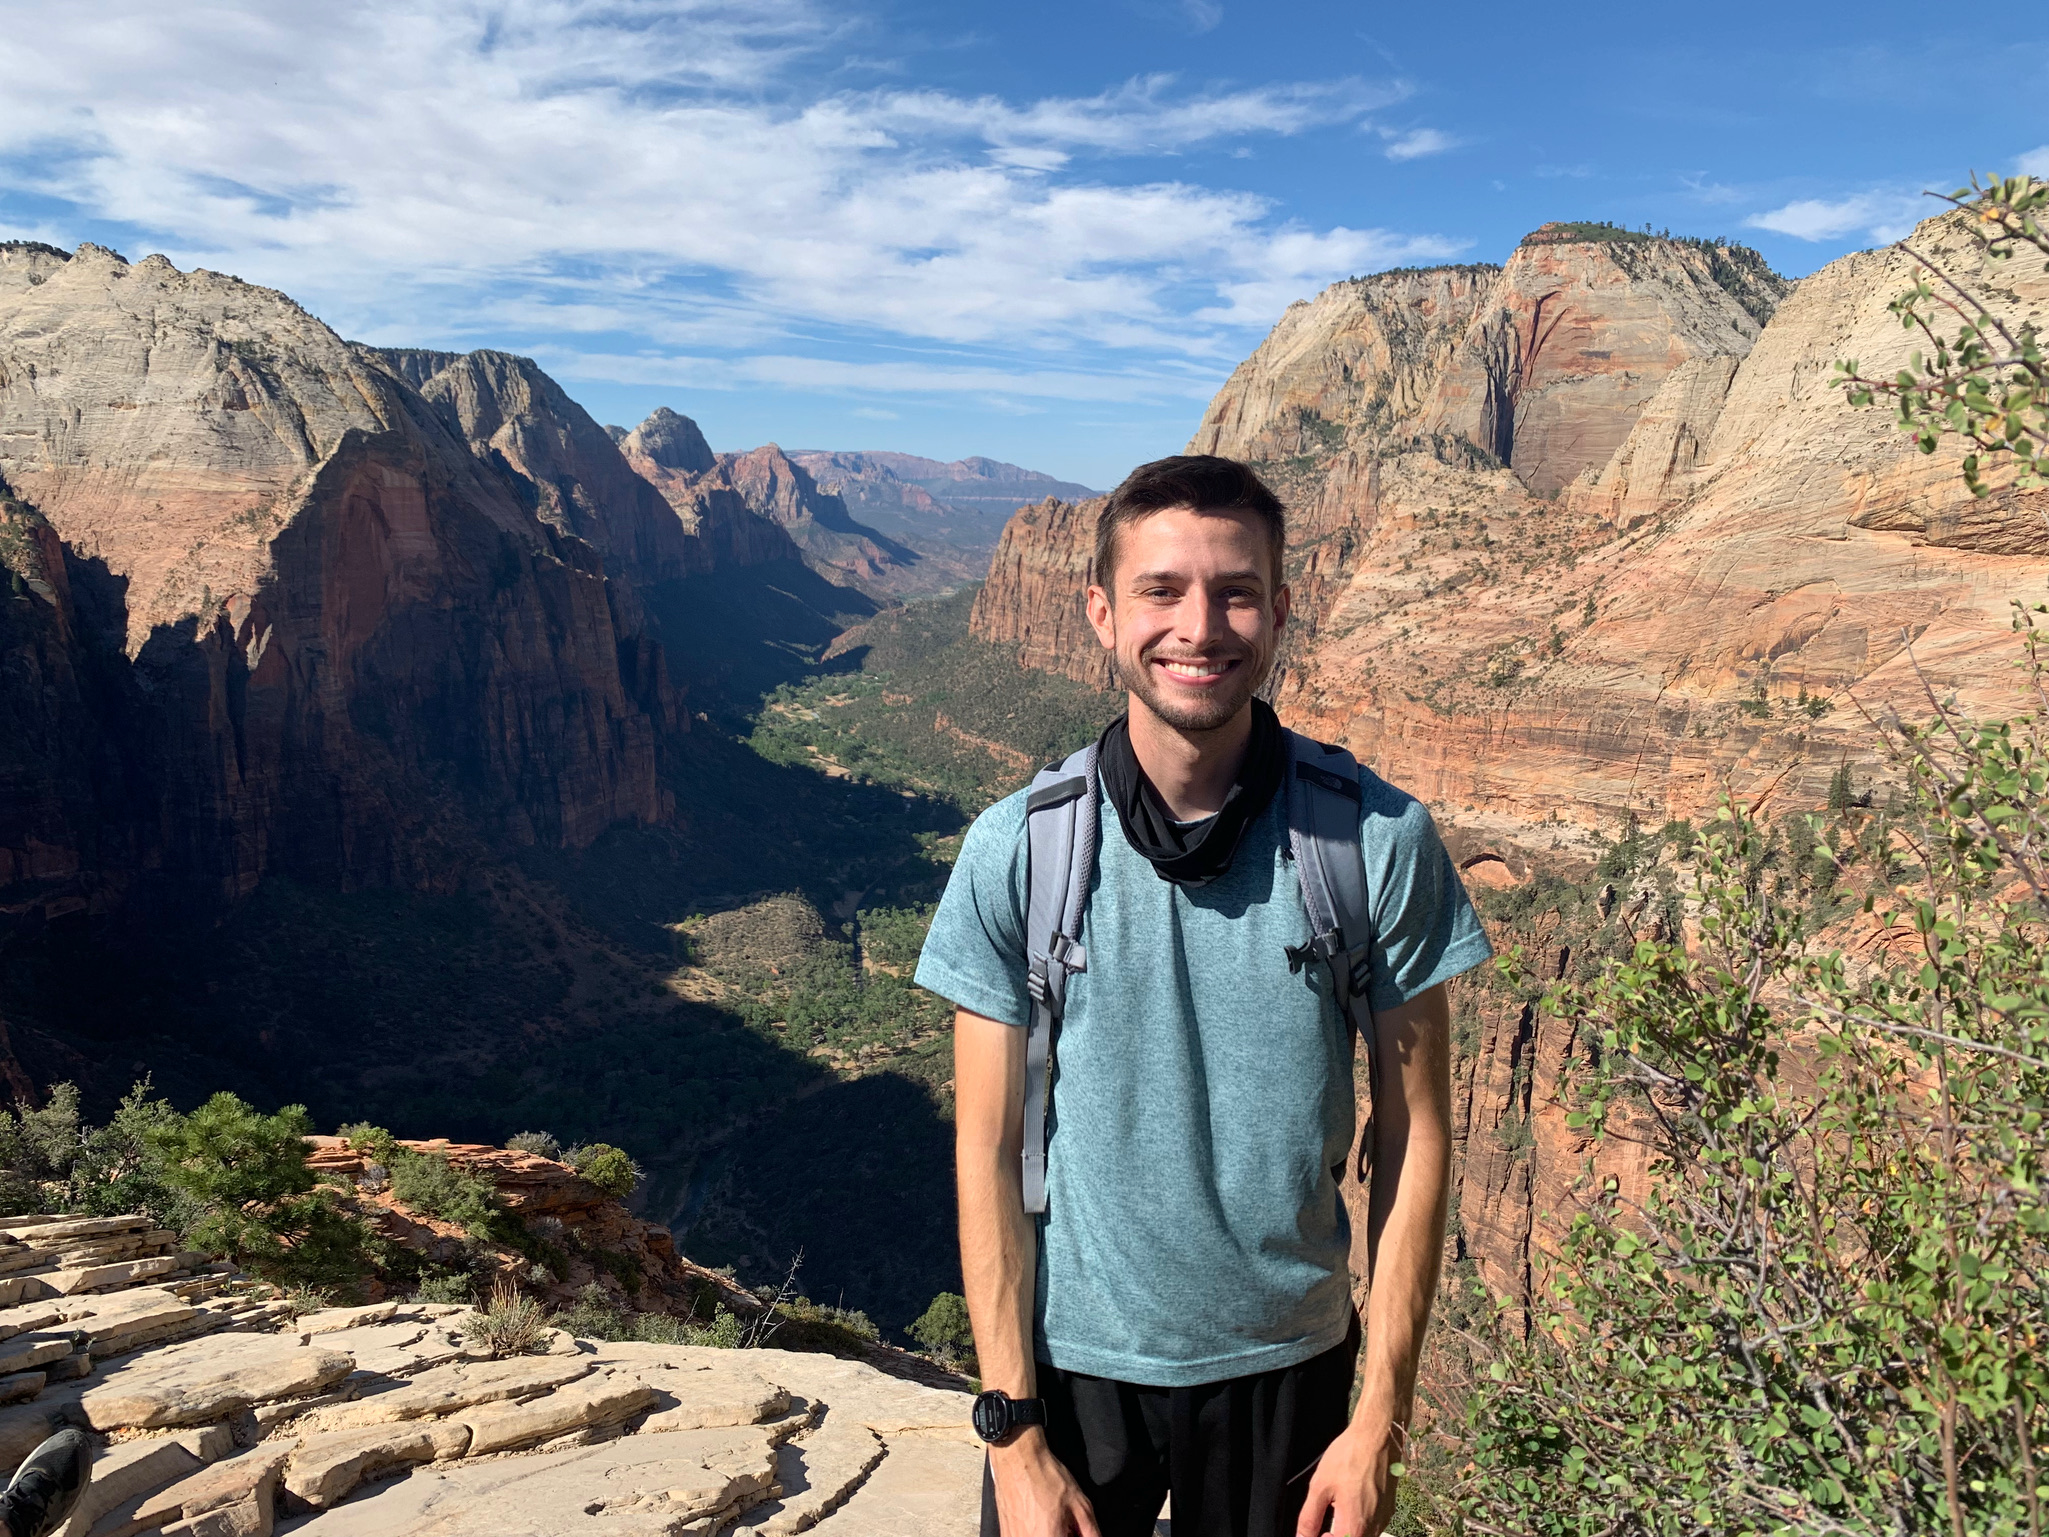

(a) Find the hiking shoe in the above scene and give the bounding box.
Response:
[0,1426,91,1537]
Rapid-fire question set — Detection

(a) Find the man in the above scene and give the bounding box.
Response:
[915,456,1491,1537]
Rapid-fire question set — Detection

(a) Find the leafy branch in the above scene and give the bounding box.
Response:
[1836,173,2049,498]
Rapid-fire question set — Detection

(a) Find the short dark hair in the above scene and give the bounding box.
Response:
[1092,455,1286,590]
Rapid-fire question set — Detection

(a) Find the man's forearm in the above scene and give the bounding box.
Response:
[953,1007,1038,1398]
[959,1136,1038,1397]
[1355,987,1454,1436]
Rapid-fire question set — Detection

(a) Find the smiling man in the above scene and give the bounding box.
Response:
[916,456,1491,1537]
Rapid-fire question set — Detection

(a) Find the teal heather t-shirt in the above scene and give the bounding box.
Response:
[914,761,1493,1388]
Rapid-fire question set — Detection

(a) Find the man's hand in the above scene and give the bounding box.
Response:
[989,1429,1101,1537]
[1294,1421,1400,1537]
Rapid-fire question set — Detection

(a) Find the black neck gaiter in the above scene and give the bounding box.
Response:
[1097,700,1286,887]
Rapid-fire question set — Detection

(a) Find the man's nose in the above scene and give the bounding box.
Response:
[1173,586,1234,646]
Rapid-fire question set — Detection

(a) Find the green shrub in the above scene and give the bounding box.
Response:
[503,1131,562,1160]
[387,1150,506,1238]
[566,1143,639,1200]
[336,1122,397,1162]
[460,1280,551,1356]
[908,1291,974,1369]
[1461,620,2049,1536]
[413,1269,479,1305]
[552,1282,629,1340]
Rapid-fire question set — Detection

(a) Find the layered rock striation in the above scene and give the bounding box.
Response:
[974,216,2045,835]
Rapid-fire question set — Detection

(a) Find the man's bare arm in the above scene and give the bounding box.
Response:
[954,1006,1098,1537]
[1297,981,1455,1537]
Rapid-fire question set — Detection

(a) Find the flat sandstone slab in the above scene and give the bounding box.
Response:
[81,1334,356,1429]
[282,1425,782,1536]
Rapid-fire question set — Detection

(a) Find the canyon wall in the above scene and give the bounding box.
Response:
[0,243,696,922]
[974,216,2047,837]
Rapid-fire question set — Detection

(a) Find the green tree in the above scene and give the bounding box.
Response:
[151,1093,370,1291]
[566,1143,640,1200]
[909,1291,976,1371]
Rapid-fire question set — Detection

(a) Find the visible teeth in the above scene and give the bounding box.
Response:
[1162,660,1225,678]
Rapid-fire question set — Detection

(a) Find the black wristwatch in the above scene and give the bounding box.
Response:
[972,1389,1048,1445]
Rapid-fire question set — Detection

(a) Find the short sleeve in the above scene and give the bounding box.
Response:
[1357,775,1494,1013]
[914,793,1034,1027]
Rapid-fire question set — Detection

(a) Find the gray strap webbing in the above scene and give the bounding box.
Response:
[1282,731,1380,1178]
[1022,741,1098,1214]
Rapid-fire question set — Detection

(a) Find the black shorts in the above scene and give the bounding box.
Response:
[981,1317,1361,1537]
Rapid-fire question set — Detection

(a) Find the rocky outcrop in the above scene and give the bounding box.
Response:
[303,1138,756,1327]
[0,1211,979,1536]
[1417,232,1786,493]
[382,350,692,592]
[616,412,800,574]
[0,244,686,918]
[966,496,1108,688]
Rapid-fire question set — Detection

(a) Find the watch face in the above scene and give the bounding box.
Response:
[972,1391,1011,1443]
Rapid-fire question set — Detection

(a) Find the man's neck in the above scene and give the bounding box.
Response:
[1125,699,1253,821]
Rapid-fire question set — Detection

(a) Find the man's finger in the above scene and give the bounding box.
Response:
[1295,1482,1334,1537]
[1071,1493,1104,1537]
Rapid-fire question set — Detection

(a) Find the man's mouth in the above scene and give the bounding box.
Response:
[1154,657,1237,682]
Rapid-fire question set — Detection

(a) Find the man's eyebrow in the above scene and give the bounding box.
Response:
[1127,569,1266,585]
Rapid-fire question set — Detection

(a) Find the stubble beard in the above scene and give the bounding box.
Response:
[1115,635,1275,734]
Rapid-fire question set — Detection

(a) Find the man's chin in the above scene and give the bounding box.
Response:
[1122,666,1260,732]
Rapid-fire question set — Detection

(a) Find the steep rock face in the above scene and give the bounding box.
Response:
[719,443,922,593]
[615,411,800,575]
[1419,232,1787,492]
[388,349,693,592]
[620,405,715,475]
[967,495,1109,688]
[1188,264,1498,466]
[0,244,681,916]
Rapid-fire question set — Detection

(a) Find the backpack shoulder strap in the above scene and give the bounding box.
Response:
[1282,730,1382,1175]
[1020,741,1099,1215]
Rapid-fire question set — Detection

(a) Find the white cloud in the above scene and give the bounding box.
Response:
[1379,127,1461,162]
[1746,191,1927,243]
[548,351,1223,404]
[2020,145,2049,178]
[0,0,1455,415]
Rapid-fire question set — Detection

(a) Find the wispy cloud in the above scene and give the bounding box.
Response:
[2020,146,2049,178]
[0,0,1446,402]
[1378,127,1462,162]
[1745,190,1927,243]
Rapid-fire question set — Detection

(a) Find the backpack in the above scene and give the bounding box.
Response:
[1018,729,1378,1215]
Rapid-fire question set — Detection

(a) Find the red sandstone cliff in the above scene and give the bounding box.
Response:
[0,243,687,919]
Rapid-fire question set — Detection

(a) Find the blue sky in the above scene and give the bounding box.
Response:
[2,1,2044,488]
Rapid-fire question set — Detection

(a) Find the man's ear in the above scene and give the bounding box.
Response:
[1273,583,1291,634]
[1085,585,1116,651]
